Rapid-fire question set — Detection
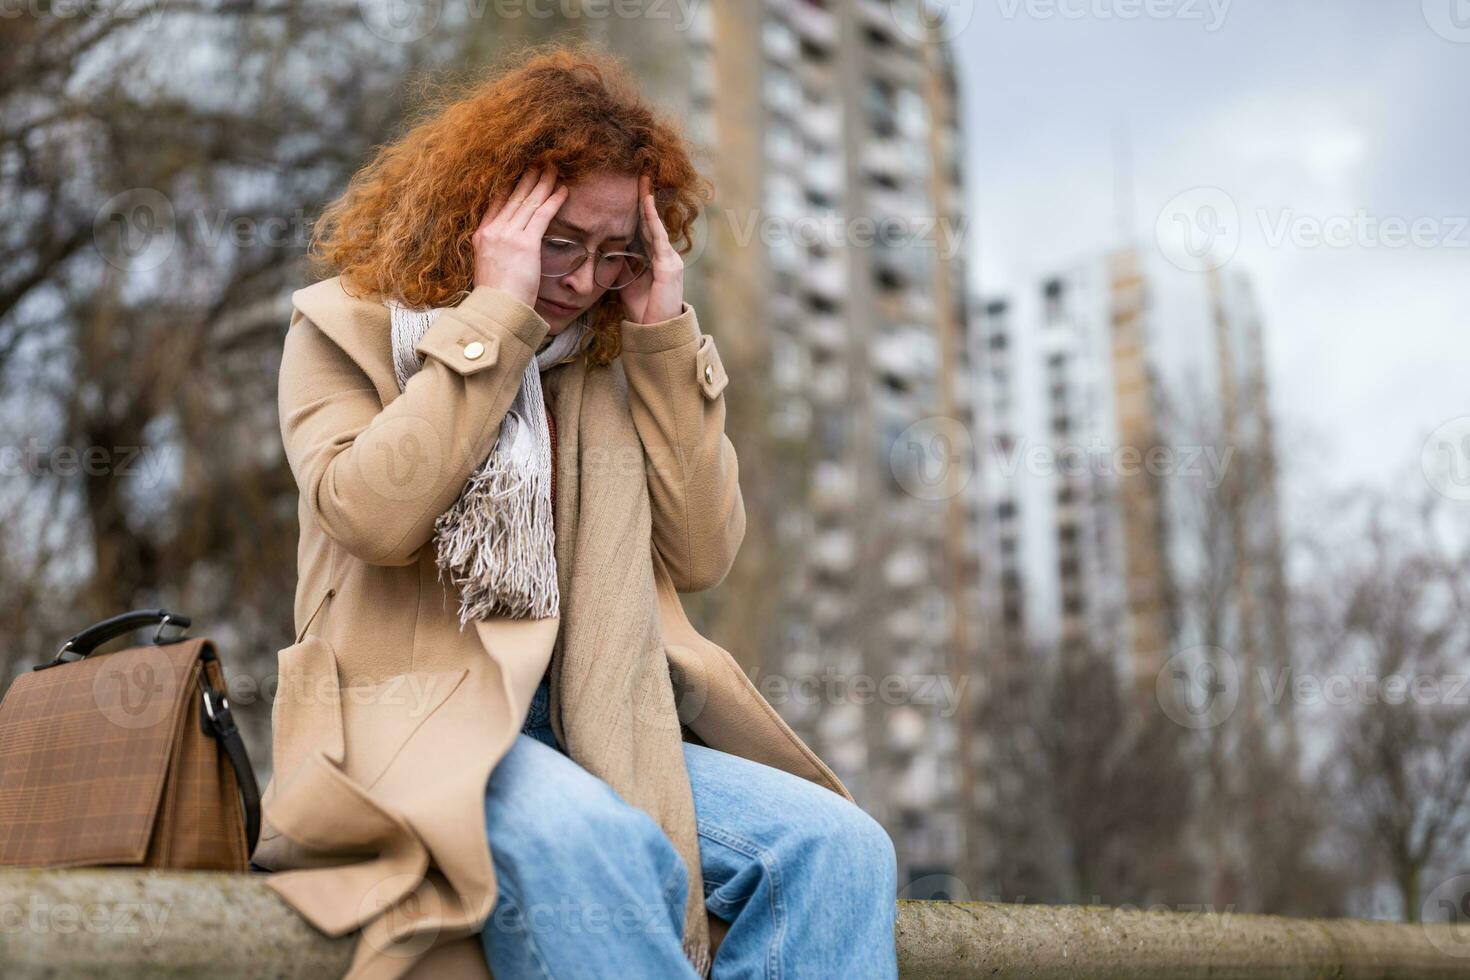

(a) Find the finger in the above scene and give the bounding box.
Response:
[503,168,541,212]
[483,169,540,231]
[641,193,676,260]
[637,192,659,251]
[525,184,570,238]
[481,188,513,230]
[510,166,559,230]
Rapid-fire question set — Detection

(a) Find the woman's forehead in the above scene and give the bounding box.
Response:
[554,173,640,241]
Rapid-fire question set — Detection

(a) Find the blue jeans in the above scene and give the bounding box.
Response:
[480,674,899,978]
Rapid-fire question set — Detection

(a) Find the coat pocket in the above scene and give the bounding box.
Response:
[261,634,348,844]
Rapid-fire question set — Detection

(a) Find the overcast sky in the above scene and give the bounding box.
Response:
[947,0,1470,531]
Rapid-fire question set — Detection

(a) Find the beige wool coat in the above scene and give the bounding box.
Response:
[254,276,855,979]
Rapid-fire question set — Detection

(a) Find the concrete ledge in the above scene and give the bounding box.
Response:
[0,869,1467,978]
[896,899,1470,979]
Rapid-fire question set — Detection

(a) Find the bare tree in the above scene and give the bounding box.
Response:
[978,637,1198,906]
[1311,489,1470,921]
[1,2,583,764]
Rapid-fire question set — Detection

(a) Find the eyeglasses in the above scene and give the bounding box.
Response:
[540,236,649,290]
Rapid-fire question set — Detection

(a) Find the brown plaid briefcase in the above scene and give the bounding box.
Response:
[0,609,260,871]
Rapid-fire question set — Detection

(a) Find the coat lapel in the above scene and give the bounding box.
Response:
[289,277,402,407]
[541,355,585,749]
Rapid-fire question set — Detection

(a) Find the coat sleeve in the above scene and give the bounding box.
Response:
[619,303,746,592]
[278,285,550,566]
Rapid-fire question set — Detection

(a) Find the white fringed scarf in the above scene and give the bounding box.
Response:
[386,299,591,625]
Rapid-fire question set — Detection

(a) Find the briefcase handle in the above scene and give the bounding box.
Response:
[35,608,191,671]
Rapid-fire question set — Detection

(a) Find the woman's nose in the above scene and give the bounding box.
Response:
[563,257,598,296]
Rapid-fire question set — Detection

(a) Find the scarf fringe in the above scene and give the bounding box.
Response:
[387,297,589,628]
[684,933,712,978]
[432,438,559,624]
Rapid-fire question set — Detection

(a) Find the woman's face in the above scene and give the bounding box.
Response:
[534,171,641,333]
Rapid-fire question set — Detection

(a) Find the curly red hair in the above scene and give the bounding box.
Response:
[308,43,711,366]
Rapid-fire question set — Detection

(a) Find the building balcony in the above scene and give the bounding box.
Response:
[786,0,838,46]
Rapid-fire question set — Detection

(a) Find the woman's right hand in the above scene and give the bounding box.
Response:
[471,166,569,307]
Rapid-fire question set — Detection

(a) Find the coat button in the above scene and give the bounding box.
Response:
[463,341,485,360]
[704,364,714,384]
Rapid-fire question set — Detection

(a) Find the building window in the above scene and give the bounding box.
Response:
[864,24,894,48]
[875,266,905,292]
[1043,277,1065,321]
[864,78,897,138]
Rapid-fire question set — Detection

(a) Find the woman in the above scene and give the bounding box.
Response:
[254,46,899,979]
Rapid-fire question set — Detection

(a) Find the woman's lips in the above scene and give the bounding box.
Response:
[537,297,580,317]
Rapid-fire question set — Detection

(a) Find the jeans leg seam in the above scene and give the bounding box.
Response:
[661,859,689,910]
[483,874,557,980]
[695,825,785,980]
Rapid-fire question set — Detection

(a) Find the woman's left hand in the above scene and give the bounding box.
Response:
[620,175,685,325]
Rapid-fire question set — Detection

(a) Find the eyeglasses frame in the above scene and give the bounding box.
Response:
[538,232,649,291]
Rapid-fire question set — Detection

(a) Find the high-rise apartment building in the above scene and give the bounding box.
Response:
[973,247,1288,703]
[596,0,982,887]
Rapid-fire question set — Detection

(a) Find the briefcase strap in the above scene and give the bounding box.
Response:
[199,677,261,858]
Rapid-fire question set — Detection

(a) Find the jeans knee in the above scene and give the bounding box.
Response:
[568,790,681,876]
[856,810,899,895]
[798,802,899,898]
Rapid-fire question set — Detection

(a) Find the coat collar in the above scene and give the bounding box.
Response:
[291,274,591,602]
[290,276,402,407]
